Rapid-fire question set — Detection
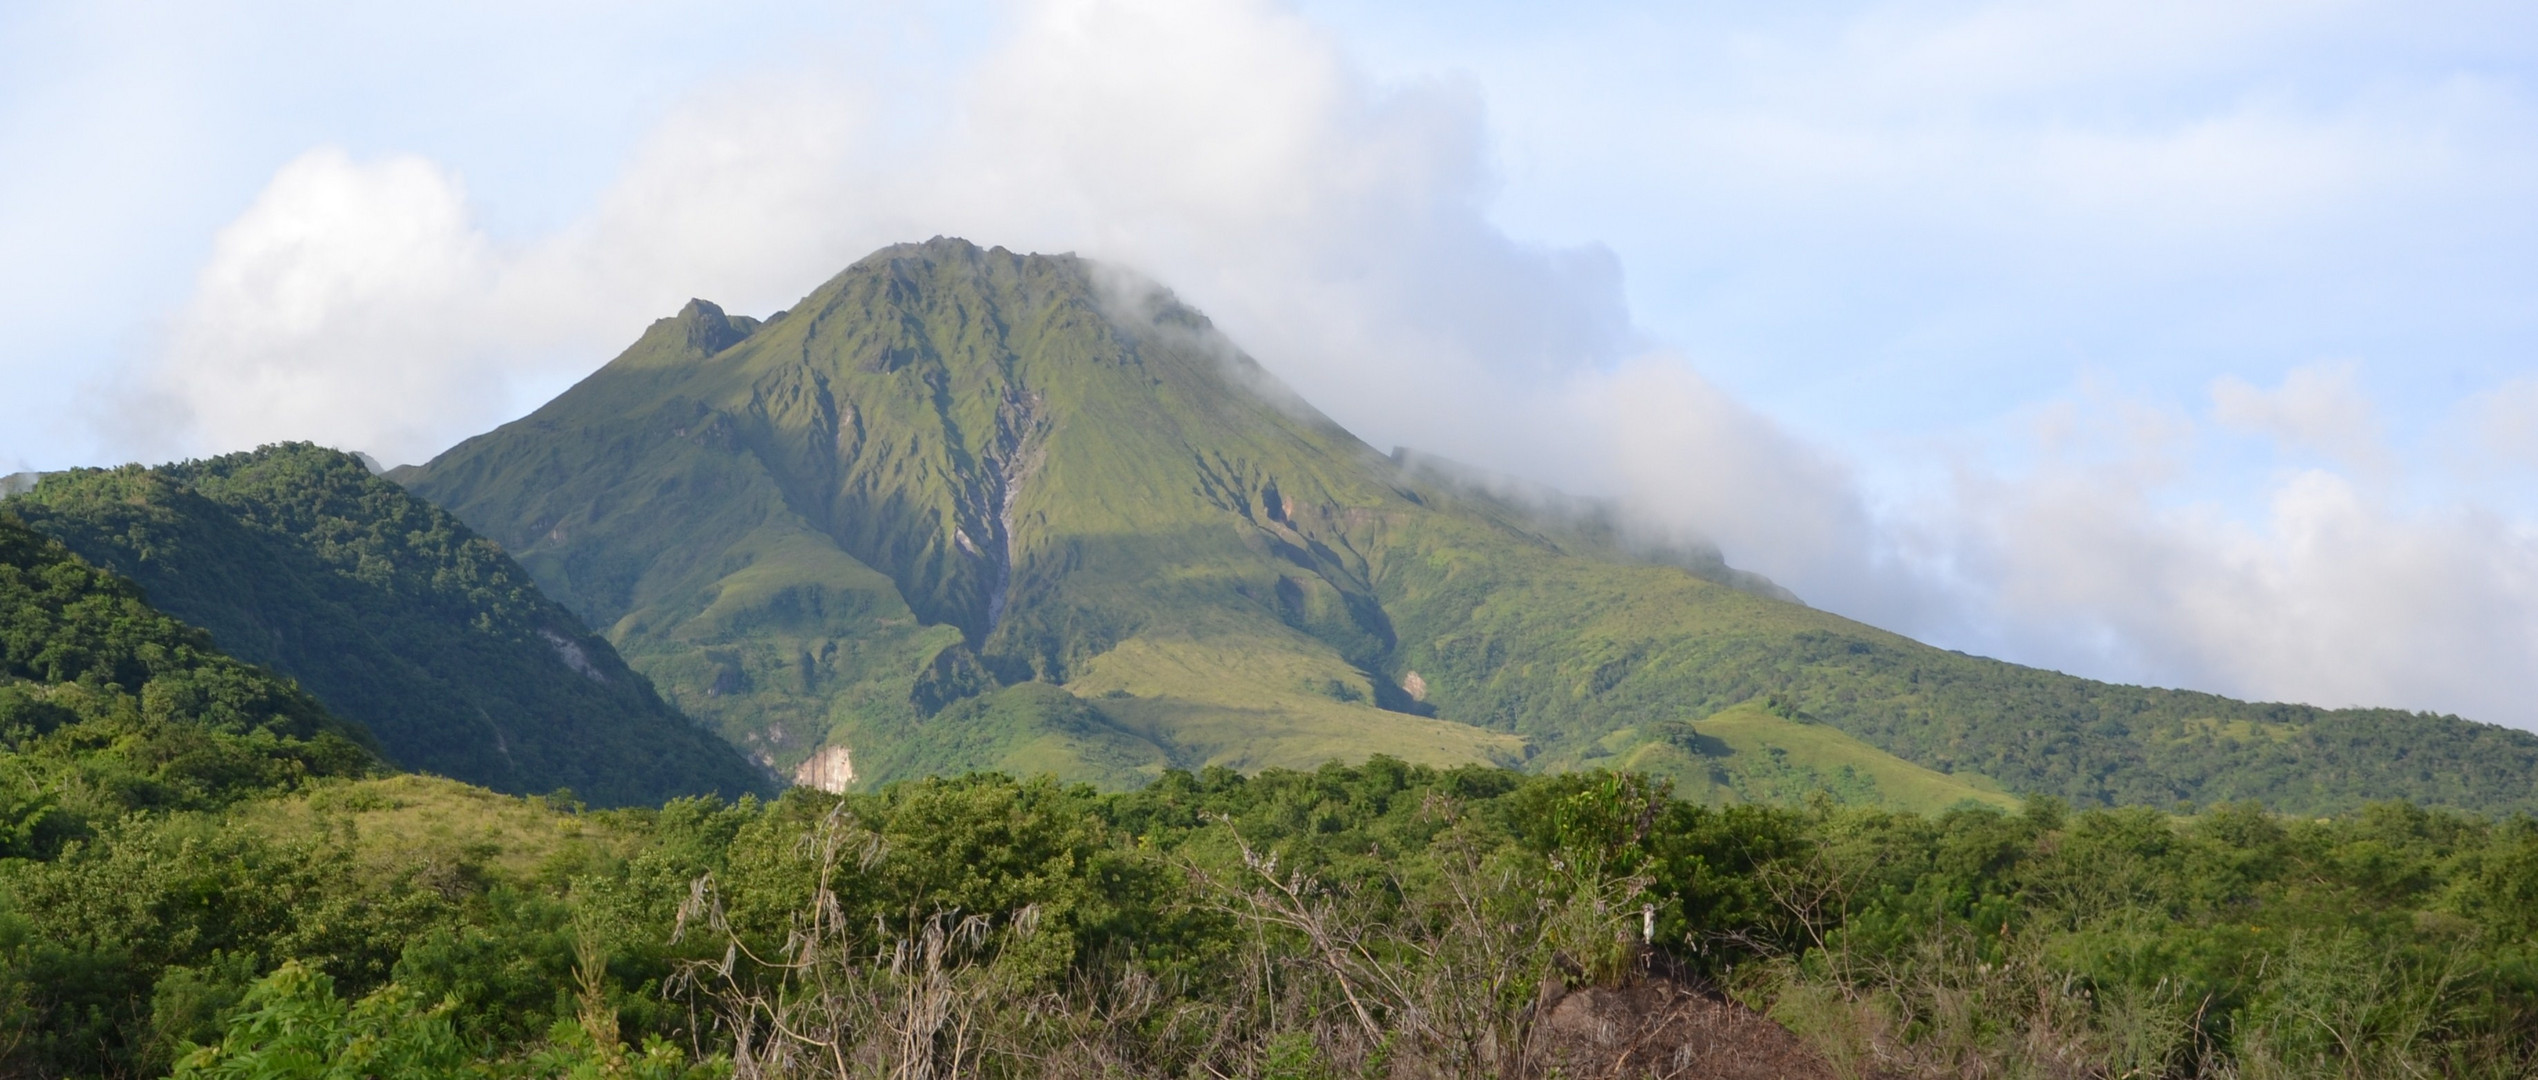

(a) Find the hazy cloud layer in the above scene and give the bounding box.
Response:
[2211,364,2389,477]
[1893,371,2538,724]
[2469,378,2538,472]
[95,0,2538,728]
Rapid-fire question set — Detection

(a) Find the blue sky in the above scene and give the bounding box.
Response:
[4,0,2535,727]
[1309,0,2538,449]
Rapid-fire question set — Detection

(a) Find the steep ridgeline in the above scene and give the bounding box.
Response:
[399,238,2538,814]
[8,446,773,806]
[1,514,374,852]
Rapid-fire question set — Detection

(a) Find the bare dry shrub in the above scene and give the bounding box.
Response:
[668,802,1058,1079]
[665,796,1705,1080]
[1197,794,1650,1080]
[2226,929,2497,1080]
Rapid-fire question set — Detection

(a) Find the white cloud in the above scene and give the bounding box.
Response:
[2210,362,2389,474]
[1589,357,1913,617]
[916,0,1631,472]
[1875,382,2538,725]
[138,86,913,466]
[134,0,1626,478]
[1585,359,2538,727]
[149,149,505,465]
[2466,376,2538,470]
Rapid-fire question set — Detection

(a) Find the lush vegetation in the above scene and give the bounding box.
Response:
[395,238,2538,815]
[0,512,374,857]
[6,753,2533,1078]
[8,433,2531,1079]
[7,446,772,806]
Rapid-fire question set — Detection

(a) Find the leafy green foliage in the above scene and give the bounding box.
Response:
[0,513,371,845]
[0,807,467,1073]
[168,959,723,1080]
[8,446,772,806]
[1729,796,2538,1077]
[1,761,2533,1077]
[168,962,470,1080]
[397,238,2538,815]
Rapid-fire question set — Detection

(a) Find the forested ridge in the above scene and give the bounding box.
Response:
[7,445,772,806]
[0,512,374,855]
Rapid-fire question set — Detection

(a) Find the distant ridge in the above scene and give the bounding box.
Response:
[398,238,2538,814]
[9,444,775,806]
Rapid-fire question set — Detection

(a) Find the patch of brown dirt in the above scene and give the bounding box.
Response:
[1534,977,1844,1080]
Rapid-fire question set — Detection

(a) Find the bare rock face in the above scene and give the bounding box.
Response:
[1536,979,1841,1080]
[538,630,608,683]
[792,744,856,793]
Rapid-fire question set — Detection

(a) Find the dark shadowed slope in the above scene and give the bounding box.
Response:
[398,238,2538,814]
[8,445,773,806]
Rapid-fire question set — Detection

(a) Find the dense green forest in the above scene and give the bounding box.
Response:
[6,446,771,806]
[0,513,374,851]
[7,752,2534,1078]
[400,238,2538,816]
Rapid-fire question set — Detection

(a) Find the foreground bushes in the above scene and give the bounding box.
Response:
[6,762,2537,1077]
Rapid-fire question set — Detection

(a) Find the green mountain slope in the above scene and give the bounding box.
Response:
[398,238,2538,814]
[1,513,374,852]
[7,446,772,806]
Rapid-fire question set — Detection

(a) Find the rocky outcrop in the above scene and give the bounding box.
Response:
[1536,978,1841,1080]
[792,744,856,792]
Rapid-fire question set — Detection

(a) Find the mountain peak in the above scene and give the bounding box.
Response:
[860,235,1045,266]
[398,240,2538,814]
[407,239,1531,783]
[671,297,755,356]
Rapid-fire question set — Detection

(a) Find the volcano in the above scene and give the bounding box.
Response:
[397,238,2538,814]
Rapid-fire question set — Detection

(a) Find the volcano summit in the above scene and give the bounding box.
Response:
[397,238,2538,814]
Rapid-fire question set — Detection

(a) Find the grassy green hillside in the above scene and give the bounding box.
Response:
[1566,700,2018,815]
[399,238,2538,814]
[1355,497,2538,813]
[7,446,771,806]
